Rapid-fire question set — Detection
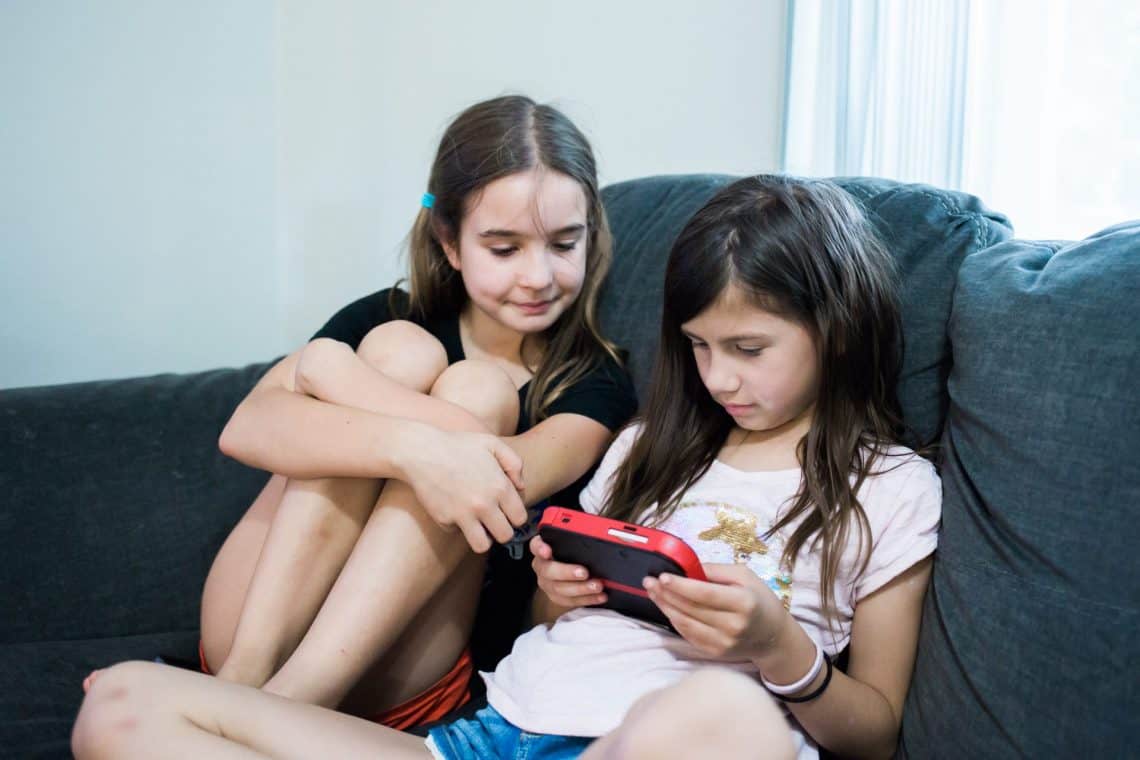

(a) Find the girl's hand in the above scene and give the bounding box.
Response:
[644,563,791,659]
[398,425,528,553]
[530,535,607,608]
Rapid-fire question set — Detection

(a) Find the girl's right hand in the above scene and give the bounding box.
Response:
[530,535,607,608]
[398,425,528,553]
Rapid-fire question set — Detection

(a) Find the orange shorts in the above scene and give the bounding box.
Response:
[197,641,472,730]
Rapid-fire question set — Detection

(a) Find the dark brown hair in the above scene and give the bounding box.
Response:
[400,95,620,423]
[601,175,907,621]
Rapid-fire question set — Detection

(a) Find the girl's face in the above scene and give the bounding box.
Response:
[443,168,588,336]
[681,284,821,435]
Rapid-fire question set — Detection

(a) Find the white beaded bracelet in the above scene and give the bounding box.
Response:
[760,639,824,696]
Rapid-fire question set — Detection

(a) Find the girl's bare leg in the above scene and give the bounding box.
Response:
[582,669,797,760]
[337,550,485,715]
[263,359,519,709]
[201,323,451,684]
[72,661,429,760]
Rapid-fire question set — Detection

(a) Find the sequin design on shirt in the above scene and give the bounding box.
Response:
[671,500,793,609]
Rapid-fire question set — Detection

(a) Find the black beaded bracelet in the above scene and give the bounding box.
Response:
[774,651,833,703]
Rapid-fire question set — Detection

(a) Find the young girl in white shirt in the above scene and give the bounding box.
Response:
[73,175,941,760]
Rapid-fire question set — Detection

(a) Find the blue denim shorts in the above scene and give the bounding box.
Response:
[426,705,595,760]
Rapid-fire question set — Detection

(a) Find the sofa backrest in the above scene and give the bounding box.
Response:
[0,364,271,645]
[599,174,1012,446]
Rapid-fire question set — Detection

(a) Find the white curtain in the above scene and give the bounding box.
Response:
[782,0,970,187]
[782,0,1140,240]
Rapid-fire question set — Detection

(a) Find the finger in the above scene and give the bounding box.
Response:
[498,480,529,528]
[535,558,591,583]
[492,441,526,493]
[545,591,608,609]
[458,517,492,554]
[647,581,740,632]
[654,596,732,655]
[479,503,516,545]
[529,535,552,559]
[701,563,762,587]
[548,579,605,598]
[652,571,752,611]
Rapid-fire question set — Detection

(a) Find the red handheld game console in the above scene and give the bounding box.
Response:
[537,507,706,629]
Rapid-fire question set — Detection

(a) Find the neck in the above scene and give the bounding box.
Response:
[731,404,816,470]
[460,305,526,362]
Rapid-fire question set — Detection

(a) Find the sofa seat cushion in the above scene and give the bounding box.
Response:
[0,631,200,759]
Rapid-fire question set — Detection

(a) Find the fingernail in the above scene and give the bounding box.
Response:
[589,582,600,591]
[660,574,672,585]
[575,568,587,579]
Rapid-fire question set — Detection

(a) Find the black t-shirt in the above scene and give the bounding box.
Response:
[311,287,638,670]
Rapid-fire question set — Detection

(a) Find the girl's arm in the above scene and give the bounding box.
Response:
[757,558,932,758]
[220,343,529,545]
[236,337,615,508]
[501,413,614,506]
[646,557,933,760]
[219,342,496,479]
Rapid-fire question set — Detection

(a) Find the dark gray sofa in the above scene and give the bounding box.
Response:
[2,175,1136,758]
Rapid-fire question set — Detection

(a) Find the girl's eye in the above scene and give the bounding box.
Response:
[489,246,517,256]
[552,241,578,252]
[690,341,708,351]
[737,346,764,356]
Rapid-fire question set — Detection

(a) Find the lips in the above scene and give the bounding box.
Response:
[515,299,554,315]
[721,402,755,416]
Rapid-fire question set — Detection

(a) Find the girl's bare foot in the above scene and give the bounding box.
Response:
[82,669,103,693]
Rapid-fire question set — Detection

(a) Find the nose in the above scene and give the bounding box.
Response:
[703,351,741,396]
[518,248,554,290]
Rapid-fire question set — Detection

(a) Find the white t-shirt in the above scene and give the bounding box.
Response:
[482,425,941,756]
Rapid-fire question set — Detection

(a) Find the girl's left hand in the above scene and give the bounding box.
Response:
[644,563,791,660]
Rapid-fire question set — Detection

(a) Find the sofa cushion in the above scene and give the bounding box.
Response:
[600,174,1011,446]
[900,222,1140,758]
[0,631,199,758]
[0,363,273,758]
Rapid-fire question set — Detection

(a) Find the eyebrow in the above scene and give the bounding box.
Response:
[680,329,772,343]
[478,224,586,238]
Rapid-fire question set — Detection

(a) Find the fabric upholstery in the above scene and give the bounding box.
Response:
[900,222,1140,758]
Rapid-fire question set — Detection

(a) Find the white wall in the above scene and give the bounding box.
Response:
[1,1,278,389]
[1,0,787,389]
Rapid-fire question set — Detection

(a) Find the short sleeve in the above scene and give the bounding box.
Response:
[579,425,641,515]
[543,354,638,432]
[310,288,407,350]
[855,458,943,600]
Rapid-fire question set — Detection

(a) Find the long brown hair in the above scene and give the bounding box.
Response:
[601,175,907,621]
[399,95,620,423]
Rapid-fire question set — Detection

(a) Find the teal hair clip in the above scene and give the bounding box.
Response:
[421,192,435,209]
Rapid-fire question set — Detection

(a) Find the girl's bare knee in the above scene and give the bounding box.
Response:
[430,360,519,435]
[72,661,156,759]
[614,669,794,760]
[294,338,354,396]
[357,321,448,391]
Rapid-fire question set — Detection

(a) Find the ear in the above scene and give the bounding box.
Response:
[441,238,461,271]
[434,221,461,271]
